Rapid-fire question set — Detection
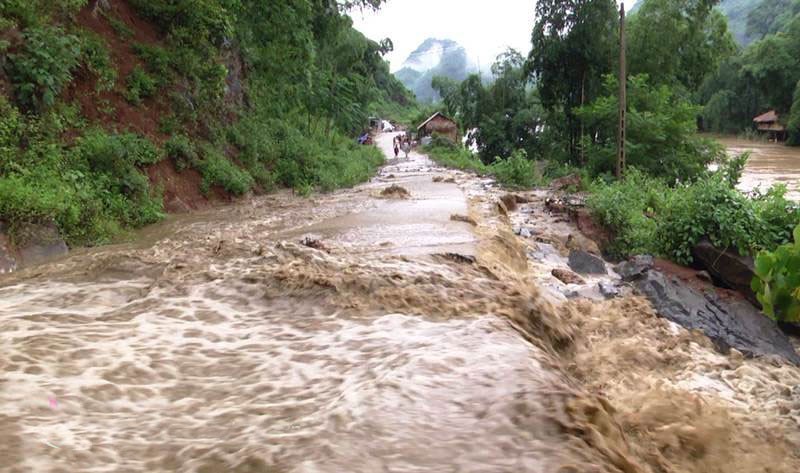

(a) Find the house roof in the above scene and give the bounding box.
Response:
[754,110,779,123]
[417,111,455,130]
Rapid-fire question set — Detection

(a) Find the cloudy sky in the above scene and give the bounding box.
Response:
[351,0,535,73]
[351,1,632,73]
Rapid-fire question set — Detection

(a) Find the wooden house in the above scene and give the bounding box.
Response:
[417,112,459,144]
[753,110,787,141]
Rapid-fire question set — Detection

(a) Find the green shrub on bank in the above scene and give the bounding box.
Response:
[79,32,117,92]
[125,67,158,105]
[196,145,253,196]
[424,142,487,173]
[0,103,165,246]
[425,142,540,188]
[490,149,539,189]
[752,224,800,323]
[587,163,800,263]
[7,25,81,110]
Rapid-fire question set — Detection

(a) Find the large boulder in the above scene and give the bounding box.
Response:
[567,249,607,275]
[615,255,655,281]
[692,238,757,305]
[0,221,17,274]
[633,268,800,364]
[14,222,68,268]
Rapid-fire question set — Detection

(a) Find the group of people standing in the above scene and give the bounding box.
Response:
[393,135,411,159]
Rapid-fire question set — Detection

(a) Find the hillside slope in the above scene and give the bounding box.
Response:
[0,0,412,252]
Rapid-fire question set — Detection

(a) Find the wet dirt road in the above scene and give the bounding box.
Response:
[2,133,800,473]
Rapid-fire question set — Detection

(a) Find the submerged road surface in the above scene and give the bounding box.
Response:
[3,133,800,473]
[0,133,600,472]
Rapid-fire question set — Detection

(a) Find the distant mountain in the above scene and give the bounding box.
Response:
[630,0,760,45]
[394,38,474,103]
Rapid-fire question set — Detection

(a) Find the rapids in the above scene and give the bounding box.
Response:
[1,133,799,472]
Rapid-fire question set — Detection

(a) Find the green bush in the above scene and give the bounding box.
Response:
[489,149,539,188]
[125,67,158,105]
[79,32,117,91]
[7,25,81,110]
[165,134,197,171]
[133,43,173,85]
[587,164,800,263]
[587,169,665,258]
[752,224,800,323]
[425,143,487,173]
[196,145,253,196]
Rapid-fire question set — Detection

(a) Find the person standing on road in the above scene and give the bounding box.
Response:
[401,139,410,159]
[393,137,399,159]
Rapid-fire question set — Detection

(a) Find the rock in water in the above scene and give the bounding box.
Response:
[13,222,68,268]
[634,269,800,364]
[692,238,758,305]
[598,282,620,299]
[500,194,518,212]
[380,185,410,199]
[567,250,607,275]
[551,268,585,285]
[615,255,655,281]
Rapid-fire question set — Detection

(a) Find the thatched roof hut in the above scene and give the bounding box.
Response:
[753,110,787,141]
[417,112,458,144]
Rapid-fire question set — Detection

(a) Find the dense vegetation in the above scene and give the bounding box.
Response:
[419,0,800,320]
[0,0,412,246]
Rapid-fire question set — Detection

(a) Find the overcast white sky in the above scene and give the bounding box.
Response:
[351,0,535,73]
[351,1,632,73]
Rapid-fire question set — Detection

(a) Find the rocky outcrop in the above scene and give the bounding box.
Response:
[568,250,607,275]
[0,222,17,274]
[692,238,758,306]
[0,221,69,274]
[616,256,800,364]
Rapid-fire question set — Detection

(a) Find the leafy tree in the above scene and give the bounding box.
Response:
[746,0,800,40]
[577,74,723,180]
[526,0,618,162]
[788,80,800,144]
[628,0,736,93]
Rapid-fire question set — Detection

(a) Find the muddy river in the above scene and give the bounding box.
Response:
[1,134,800,472]
[716,136,800,200]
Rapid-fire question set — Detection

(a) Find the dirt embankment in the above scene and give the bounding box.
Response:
[69,0,237,213]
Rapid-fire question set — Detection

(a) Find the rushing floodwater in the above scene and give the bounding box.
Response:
[716,136,800,200]
[2,133,800,473]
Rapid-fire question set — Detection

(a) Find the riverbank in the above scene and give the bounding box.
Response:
[1,133,799,472]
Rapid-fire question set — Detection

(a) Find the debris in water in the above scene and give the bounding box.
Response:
[552,268,585,285]
[379,184,410,199]
[300,237,330,253]
[450,214,477,226]
[434,253,477,265]
[500,193,518,212]
[48,397,58,409]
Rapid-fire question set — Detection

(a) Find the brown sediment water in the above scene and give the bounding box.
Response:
[716,136,800,200]
[1,133,799,472]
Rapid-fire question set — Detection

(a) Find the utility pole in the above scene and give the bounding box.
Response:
[617,1,627,179]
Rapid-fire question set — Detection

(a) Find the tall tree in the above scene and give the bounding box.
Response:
[627,0,736,93]
[526,0,618,162]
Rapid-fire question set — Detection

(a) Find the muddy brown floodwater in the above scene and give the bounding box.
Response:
[2,133,800,473]
[716,136,800,200]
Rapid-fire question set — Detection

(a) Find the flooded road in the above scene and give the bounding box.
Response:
[716,136,800,200]
[2,133,800,472]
